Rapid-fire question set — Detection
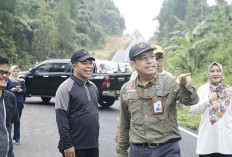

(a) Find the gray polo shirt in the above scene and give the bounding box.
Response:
[55,75,99,150]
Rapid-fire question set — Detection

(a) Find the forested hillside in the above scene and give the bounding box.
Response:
[0,0,125,69]
[151,0,232,87]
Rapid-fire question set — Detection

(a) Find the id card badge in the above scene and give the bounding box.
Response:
[152,97,164,115]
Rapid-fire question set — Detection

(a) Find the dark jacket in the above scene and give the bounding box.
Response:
[4,90,19,127]
[5,80,26,103]
[0,90,19,157]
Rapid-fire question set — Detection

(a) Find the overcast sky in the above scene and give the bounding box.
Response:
[112,0,232,40]
[113,0,163,40]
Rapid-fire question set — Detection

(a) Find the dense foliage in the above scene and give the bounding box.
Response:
[151,0,232,87]
[0,0,125,69]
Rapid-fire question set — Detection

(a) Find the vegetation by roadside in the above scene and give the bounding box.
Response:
[0,0,125,70]
[177,106,201,131]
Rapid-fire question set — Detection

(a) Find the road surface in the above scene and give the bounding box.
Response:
[14,97,198,157]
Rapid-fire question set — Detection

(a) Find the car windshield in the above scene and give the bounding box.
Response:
[95,60,113,73]
[34,63,52,73]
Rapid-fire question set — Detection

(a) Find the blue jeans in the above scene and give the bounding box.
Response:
[13,102,24,142]
[129,141,180,157]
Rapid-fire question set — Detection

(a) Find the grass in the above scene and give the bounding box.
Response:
[177,106,201,131]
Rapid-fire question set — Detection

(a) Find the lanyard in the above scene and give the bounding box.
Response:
[136,74,159,99]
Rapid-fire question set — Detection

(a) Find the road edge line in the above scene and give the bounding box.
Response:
[178,126,198,138]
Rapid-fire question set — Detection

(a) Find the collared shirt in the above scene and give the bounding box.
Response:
[161,69,173,76]
[55,75,99,150]
[117,72,199,157]
[191,82,232,154]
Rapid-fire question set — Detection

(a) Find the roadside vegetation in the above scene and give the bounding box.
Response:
[177,106,201,131]
[0,0,125,70]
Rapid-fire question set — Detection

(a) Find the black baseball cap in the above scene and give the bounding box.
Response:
[129,42,156,60]
[71,49,95,64]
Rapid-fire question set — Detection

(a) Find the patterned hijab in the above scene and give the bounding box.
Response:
[208,62,232,125]
[9,66,25,82]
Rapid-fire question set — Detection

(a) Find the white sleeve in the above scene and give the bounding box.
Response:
[191,84,210,113]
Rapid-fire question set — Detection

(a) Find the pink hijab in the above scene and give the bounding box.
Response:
[9,66,25,82]
[208,62,232,125]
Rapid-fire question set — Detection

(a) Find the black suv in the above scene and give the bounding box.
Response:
[20,59,131,107]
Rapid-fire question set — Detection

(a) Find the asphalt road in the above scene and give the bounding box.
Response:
[14,97,198,157]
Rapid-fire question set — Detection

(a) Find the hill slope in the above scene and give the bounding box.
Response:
[91,35,132,60]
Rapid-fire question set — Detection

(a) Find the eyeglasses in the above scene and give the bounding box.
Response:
[136,53,156,61]
[0,70,10,76]
[156,57,164,62]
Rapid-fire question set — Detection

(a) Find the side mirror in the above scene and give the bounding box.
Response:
[29,68,35,74]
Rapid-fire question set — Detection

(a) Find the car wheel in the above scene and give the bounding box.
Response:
[41,97,51,103]
[99,96,115,108]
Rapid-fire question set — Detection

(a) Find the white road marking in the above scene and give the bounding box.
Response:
[179,126,198,138]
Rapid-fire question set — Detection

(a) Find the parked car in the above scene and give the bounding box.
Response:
[118,63,133,73]
[19,59,131,107]
[110,61,119,73]
[95,60,119,73]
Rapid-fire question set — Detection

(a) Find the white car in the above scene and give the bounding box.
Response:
[95,60,119,73]
[118,63,133,73]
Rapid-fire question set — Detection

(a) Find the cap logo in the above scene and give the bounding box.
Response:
[137,42,146,48]
[83,50,88,54]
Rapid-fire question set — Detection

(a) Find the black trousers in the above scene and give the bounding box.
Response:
[13,102,24,141]
[60,147,99,157]
[200,153,232,157]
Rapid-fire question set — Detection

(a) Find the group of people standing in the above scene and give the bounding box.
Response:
[54,42,232,157]
[1,41,232,157]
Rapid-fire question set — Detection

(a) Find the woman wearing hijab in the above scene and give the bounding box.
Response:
[191,62,232,157]
[5,66,26,145]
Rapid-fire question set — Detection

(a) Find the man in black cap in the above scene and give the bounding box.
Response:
[55,49,99,157]
[116,42,199,157]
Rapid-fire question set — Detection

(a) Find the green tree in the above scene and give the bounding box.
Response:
[0,0,16,13]
[55,0,76,58]
[31,0,58,60]
[132,29,143,40]
[0,0,126,68]
[90,0,125,35]
[167,31,215,73]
